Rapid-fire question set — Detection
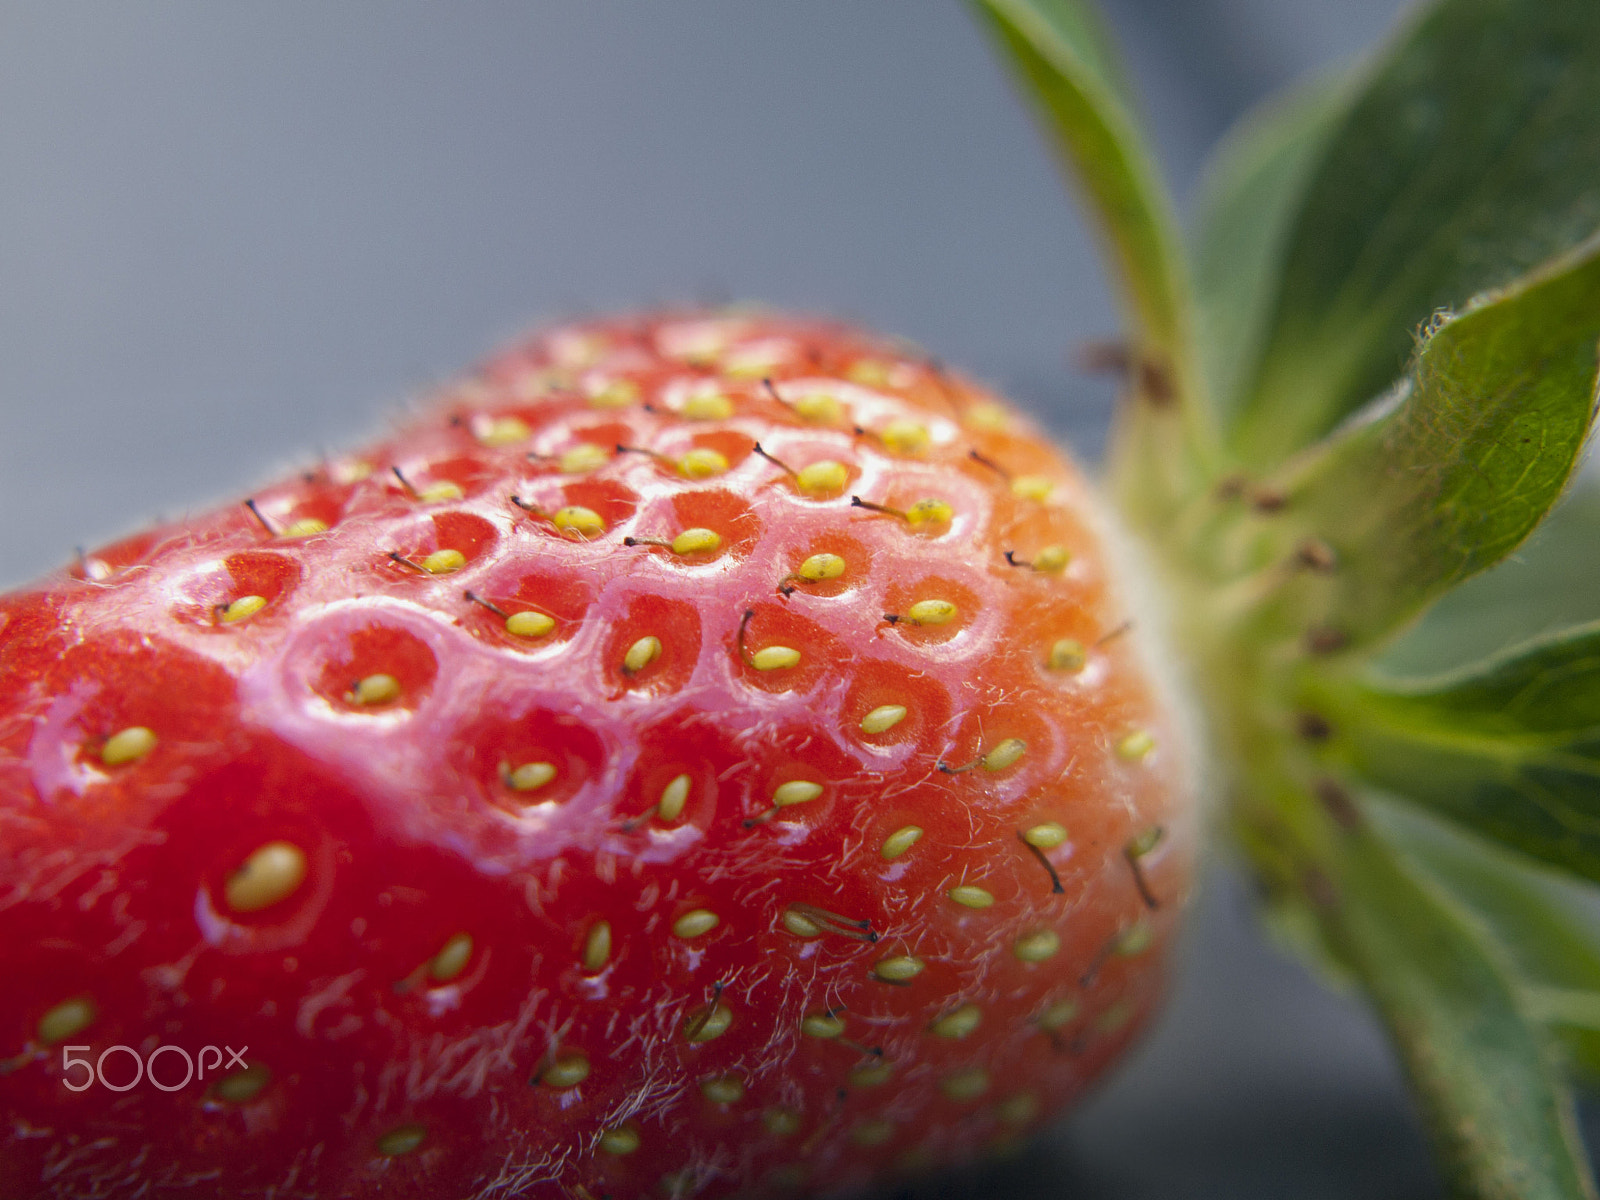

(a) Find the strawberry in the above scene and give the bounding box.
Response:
[0,311,1192,1199]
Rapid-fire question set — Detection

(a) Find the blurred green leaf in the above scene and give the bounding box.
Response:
[1191,75,1346,423]
[1334,621,1600,883]
[972,0,1187,365]
[1333,824,1596,1199]
[1228,0,1600,465]
[1369,798,1600,1083]
[1277,234,1600,649]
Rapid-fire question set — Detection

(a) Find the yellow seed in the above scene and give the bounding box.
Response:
[800,1012,845,1039]
[723,349,782,378]
[948,884,994,909]
[905,599,958,626]
[598,1126,641,1156]
[929,1004,982,1039]
[763,1107,802,1136]
[220,594,268,623]
[1032,544,1071,573]
[964,402,1007,430]
[101,726,157,766]
[682,393,734,420]
[997,1093,1040,1124]
[623,635,662,674]
[1038,999,1079,1031]
[350,673,401,706]
[505,610,555,638]
[376,1124,427,1157]
[282,517,329,537]
[1048,638,1087,671]
[658,773,691,821]
[37,997,96,1045]
[872,955,924,983]
[213,1063,271,1103]
[1022,822,1068,849]
[751,645,801,671]
[677,448,729,478]
[879,826,923,861]
[1014,930,1061,963]
[983,738,1026,772]
[684,1003,732,1042]
[420,548,466,574]
[798,553,846,581]
[582,921,612,972]
[795,460,848,496]
[1011,475,1053,501]
[849,1061,894,1088]
[225,841,308,913]
[772,780,822,808]
[587,378,639,409]
[852,1119,895,1146]
[780,909,823,938]
[507,761,556,792]
[880,420,929,455]
[793,392,844,423]
[474,415,530,447]
[699,1075,745,1105]
[1117,730,1156,761]
[1118,919,1154,956]
[847,359,892,386]
[905,498,952,527]
[672,909,720,939]
[941,1068,990,1101]
[553,506,605,537]
[1095,1000,1134,1033]
[860,704,907,735]
[559,442,611,474]
[428,932,473,983]
[542,1054,591,1089]
[417,482,464,503]
[669,527,722,555]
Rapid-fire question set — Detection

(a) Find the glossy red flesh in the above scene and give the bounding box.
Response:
[0,313,1191,1199]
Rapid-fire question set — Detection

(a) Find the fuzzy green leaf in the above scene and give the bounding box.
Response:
[1381,474,1600,677]
[971,0,1186,364]
[1334,622,1600,883]
[1275,234,1600,650]
[1333,824,1597,1200]
[1190,75,1346,423]
[1229,0,1600,465]
[1370,799,1600,1084]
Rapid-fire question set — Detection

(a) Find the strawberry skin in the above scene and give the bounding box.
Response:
[0,312,1192,1199]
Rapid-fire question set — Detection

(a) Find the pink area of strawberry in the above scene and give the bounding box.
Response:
[0,312,1192,1199]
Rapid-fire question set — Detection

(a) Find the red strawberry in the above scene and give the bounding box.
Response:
[0,311,1192,1199]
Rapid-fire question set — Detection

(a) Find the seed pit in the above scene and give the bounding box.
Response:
[456,708,606,815]
[171,551,301,628]
[603,595,700,693]
[883,576,979,646]
[314,625,438,713]
[842,663,952,753]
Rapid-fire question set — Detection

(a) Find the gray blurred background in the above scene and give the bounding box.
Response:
[0,2,1541,1196]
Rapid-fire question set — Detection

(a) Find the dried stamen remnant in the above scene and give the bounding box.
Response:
[850,495,953,530]
[625,528,723,556]
[780,903,876,942]
[465,590,556,638]
[778,552,846,594]
[1125,826,1165,909]
[737,609,801,671]
[683,984,732,1043]
[884,598,959,627]
[392,466,463,503]
[1019,824,1067,895]
[511,496,606,539]
[1004,546,1071,573]
[939,737,1026,774]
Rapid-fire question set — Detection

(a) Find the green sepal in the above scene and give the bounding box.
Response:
[1329,813,1597,1200]
[970,0,1214,531]
[1325,621,1600,884]
[1227,0,1600,465]
[1190,74,1347,427]
[1268,234,1600,651]
[1370,799,1600,1085]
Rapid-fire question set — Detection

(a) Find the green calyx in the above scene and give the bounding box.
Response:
[977,0,1600,1196]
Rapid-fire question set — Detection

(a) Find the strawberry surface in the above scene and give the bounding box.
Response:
[0,312,1192,1199]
